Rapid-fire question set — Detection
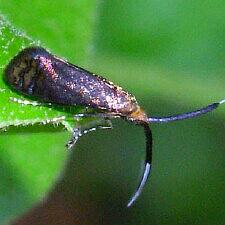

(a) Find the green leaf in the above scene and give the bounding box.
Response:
[0,4,111,224]
[0,15,82,132]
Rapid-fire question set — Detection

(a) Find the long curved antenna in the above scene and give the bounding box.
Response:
[148,100,225,123]
[127,122,152,207]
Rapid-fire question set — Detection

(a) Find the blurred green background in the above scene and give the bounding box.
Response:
[0,1,225,224]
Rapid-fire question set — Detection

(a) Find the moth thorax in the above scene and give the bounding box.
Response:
[129,106,148,122]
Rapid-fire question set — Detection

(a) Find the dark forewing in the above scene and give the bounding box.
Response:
[4,47,138,114]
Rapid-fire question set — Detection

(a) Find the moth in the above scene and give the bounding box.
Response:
[4,47,224,207]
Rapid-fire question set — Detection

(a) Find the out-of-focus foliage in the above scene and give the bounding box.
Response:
[96,1,225,75]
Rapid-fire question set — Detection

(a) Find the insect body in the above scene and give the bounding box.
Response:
[4,47,224,207]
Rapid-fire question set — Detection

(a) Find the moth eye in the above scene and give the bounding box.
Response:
[27,83,34,95]
[18,77,23,88]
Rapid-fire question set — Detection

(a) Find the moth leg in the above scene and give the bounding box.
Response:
[66,127,84,150]
[66,119,112,150]
[9,97,46,106]
[74,112,121,120]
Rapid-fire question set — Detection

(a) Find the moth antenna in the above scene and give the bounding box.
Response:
[127,123,152,207]
[148,100,225,124]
